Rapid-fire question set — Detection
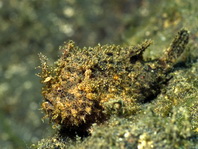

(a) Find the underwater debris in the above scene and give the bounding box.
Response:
[38,29,189,133]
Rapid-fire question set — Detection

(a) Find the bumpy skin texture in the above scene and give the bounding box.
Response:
[38,29,189,129]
